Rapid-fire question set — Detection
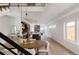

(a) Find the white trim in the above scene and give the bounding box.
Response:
[64,21,76,42]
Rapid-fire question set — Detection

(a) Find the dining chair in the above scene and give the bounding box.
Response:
[37,41,50,55]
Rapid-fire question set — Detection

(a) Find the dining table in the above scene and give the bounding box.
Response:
[20,39,47,54]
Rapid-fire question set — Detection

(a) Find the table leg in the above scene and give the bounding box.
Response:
[35,48,39,55]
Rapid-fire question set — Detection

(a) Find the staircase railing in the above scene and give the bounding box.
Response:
[0,51,5,55]
[0,32,32,55]
[0,43,18,55]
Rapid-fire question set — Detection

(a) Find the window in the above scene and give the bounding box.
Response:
[65,21,76,41]
[48,24,56,29]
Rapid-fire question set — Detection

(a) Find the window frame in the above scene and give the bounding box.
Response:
[64,20,77,42]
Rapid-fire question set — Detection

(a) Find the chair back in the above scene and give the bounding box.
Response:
[45,41,50,51]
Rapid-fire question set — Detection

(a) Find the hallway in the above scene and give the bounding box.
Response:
[0,3,79,55]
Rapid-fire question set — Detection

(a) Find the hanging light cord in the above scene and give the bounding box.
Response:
[21,3,22,21]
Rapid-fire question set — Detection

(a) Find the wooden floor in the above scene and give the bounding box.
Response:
[42,36,75,55]
[0,36,75,55]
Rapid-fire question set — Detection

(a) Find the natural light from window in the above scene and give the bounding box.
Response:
[65,21,76,41]
[48,24,56,29]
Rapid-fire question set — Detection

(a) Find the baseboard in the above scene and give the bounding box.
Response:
[48,37,76,55]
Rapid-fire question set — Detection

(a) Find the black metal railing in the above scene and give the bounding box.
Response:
[0,32,32,55]
[0,51,5,55]
[0,43,18,55]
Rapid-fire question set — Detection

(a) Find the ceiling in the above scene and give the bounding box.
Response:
[36,3,76,24]
[0,3,77,25]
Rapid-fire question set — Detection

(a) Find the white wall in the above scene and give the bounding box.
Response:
[0,15,21,36]
[47,11,79,54]
[0,15,11,35]
[10,17,22,35]
[77,20,79,42]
